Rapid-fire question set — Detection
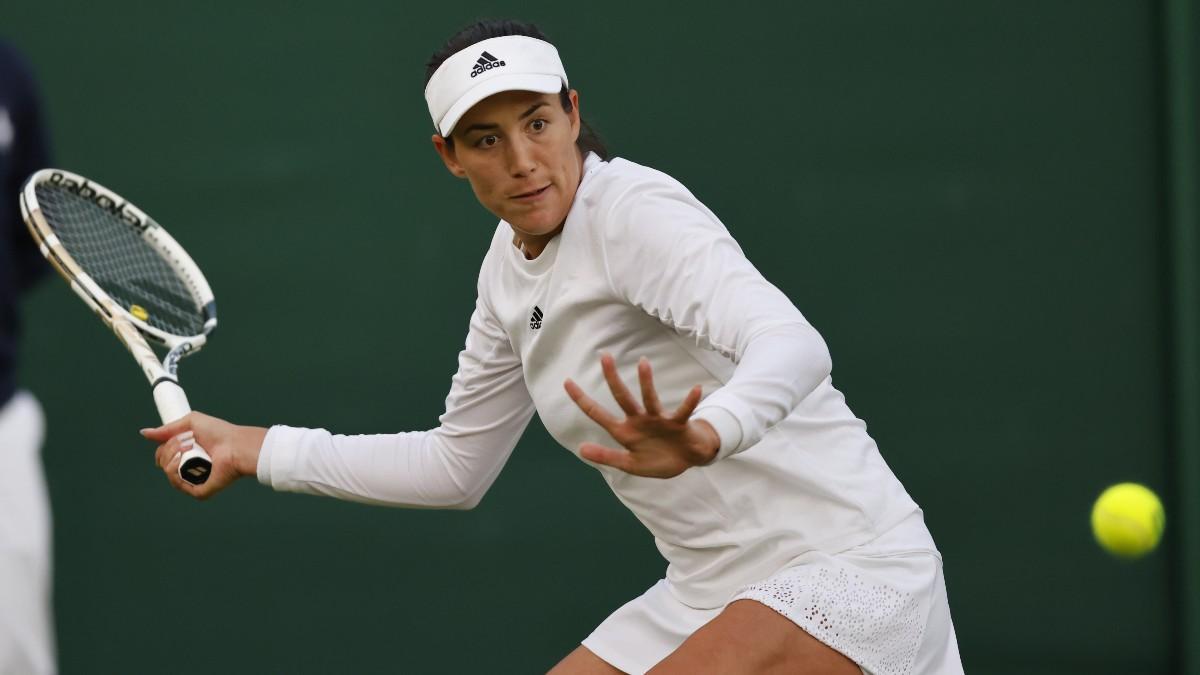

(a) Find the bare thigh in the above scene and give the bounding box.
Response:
[548,645,626,675]
[648,599,861,675]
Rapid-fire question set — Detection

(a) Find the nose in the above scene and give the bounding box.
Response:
[506,133,537,177]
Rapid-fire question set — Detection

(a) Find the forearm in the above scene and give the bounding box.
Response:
[255,420,527,510]
[693,323,831,459]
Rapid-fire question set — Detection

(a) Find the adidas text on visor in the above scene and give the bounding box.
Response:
[425,35,569,137]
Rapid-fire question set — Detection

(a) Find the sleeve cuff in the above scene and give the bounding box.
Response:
[692,405,743,462]
[256,425,306,490]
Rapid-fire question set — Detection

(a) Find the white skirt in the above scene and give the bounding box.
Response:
[581,510,962,675]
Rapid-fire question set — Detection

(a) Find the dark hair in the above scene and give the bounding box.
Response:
[425,19,609,160]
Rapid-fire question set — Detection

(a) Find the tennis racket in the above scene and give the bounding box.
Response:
[19,169,218,485]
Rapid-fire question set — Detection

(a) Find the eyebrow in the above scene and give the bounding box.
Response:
[459,102,550,136]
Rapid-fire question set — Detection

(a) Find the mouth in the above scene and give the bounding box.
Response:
[511,184,552,200]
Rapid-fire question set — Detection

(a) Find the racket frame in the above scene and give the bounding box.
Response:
[19,168,219,484]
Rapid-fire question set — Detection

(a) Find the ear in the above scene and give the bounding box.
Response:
[567,89,581,143]
[431,134,468,179]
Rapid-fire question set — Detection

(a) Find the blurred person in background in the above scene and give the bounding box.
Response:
[0,39,55,675]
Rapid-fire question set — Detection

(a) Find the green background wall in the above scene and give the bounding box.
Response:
[3,1,1191,672]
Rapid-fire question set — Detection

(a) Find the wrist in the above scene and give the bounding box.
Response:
[691,419,720,465]
[234,425,269,477]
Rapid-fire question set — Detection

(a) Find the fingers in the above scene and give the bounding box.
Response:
[564,378,621,430]
[580,442,687,479]
[569,354,700,427]
[154,430,189,469]
[579,442,634,472]
[637,357,662,416]
[163,447,184,486]
[672,385,703,423]
[161,440,199,497]
[600,353,642,416]
[140,414,194,442]
[152,430,207,499]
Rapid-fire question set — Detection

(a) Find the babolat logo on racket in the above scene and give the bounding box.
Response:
[47,171,148,233]
[470,51,505,78]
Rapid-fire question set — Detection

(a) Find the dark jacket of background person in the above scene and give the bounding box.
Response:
[0,39,52,408]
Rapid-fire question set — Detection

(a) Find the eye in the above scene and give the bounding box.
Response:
[530,119,547,132]
[475,135,499,148]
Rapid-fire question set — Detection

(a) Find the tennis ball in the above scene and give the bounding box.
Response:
[1091,483,1165,558]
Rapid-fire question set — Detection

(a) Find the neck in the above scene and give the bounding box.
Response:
[516,227,561,259]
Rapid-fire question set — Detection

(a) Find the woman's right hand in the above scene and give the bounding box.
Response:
[140,412,267,500]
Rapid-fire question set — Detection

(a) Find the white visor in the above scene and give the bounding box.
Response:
[425,35,569,137]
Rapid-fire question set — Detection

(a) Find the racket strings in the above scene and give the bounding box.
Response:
[35,184,205,337]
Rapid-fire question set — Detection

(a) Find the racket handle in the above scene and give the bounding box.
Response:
[153,380,212,486]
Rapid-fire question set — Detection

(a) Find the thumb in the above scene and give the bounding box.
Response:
[139,414,193,442]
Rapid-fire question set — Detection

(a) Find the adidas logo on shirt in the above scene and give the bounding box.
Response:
[471,51,506,78]
[530,306,543,330]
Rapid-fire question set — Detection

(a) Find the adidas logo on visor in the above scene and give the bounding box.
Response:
[471,51,506,78]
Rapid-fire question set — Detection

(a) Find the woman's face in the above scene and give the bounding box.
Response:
[433,89,583,237]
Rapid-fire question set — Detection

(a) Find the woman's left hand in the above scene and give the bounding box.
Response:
[564,353,720,478]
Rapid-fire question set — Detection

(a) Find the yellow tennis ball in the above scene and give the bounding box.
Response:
[1091,483,1165,558]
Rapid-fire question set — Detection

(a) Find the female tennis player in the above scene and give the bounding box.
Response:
[143,19,964,674]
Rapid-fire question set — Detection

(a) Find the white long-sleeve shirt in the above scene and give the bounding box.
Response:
[258,153,922,609]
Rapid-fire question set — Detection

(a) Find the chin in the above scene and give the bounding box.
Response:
[509,209,566,235]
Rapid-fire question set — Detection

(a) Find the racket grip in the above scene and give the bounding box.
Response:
[153,380,212,486]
